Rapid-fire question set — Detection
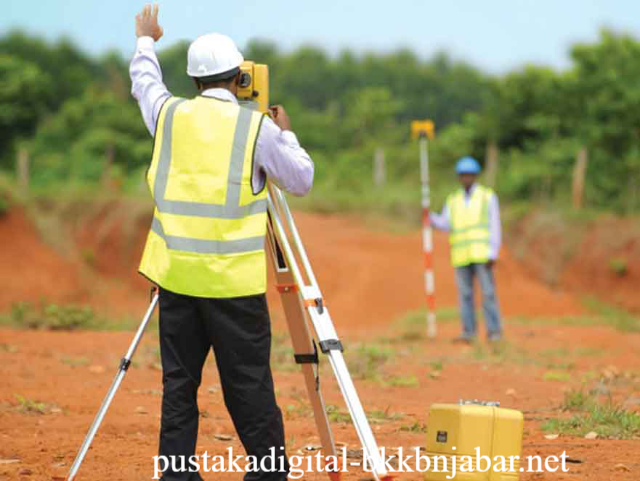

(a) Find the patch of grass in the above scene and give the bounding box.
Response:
[562,389,596,411]
[430,360,444,372]
[326,404,352,424]
[284,402,311,419]
[608,257,628,277]
[539,347,571,359]
[368,408,404,423]
[543,371,572,382]
[15,395,48,415]
[542,403,640,439]
[60,356,90,367]
[6,301,100,331]
[465,340,536,366]
[0,301,140,331]
[385,375,419,388]
[574,347,605,357]
[271,332,296,372]
[510,300,640,333]
[546,361,576,370]
[345,343,394,381]
[400,421,427,433]
[392,308,458,342]
[582,297,640,333]
[81,247,96,267]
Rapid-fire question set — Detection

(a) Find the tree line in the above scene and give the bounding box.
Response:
[1,29,639,213]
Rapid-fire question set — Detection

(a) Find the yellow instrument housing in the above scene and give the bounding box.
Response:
[411,119,435,140]
[237,61,270,113]
[425,403,523,481]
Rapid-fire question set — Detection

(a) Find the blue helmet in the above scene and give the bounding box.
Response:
[455,156,481,175]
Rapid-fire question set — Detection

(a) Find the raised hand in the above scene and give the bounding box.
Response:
[135,4,163,42]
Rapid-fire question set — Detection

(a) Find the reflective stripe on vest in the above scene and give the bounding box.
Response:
[139,96,267,298]
[447,185,492,267]
[154,99,266,223]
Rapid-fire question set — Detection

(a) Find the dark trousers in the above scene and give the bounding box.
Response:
[158,287,289,481]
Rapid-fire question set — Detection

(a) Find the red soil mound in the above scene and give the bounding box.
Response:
[0,206,584,331]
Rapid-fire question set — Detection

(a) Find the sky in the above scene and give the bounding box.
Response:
[3,0,640,72]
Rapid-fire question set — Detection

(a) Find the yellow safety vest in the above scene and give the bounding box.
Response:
[447,185,493,267]
[139,96,267,298]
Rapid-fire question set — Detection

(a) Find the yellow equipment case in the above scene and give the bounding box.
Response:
[425,401,523,481]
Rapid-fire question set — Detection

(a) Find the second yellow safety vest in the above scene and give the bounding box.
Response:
[139,96,267,298]
[446,185,493,267]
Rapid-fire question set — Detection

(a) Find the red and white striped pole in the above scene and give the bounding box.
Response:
[412,120,437,338]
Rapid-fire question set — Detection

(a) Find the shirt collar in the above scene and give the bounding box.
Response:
[463,183,477,197]
[201,88,238,105]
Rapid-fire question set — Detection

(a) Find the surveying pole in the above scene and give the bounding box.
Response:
[411,120,437,338]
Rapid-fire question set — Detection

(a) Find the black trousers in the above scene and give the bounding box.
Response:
[158,287,289,481]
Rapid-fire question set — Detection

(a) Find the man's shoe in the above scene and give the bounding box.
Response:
[487,333,503,342]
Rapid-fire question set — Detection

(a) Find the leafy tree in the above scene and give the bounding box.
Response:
[0,55,53,164]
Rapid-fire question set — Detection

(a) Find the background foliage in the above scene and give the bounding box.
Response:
[1,29,639,215]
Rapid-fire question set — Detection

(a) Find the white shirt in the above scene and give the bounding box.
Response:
[430,184,502,260]
[129,36,314,196]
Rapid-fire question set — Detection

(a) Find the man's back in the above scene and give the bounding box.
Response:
[139,96,269,298]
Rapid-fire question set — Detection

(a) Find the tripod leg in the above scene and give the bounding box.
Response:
[307,307,391,481]
[266,225,340,478]
[67,292,159,481]
[279,285,338,458]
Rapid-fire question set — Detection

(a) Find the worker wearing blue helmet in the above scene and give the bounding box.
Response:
[431,157,503,343]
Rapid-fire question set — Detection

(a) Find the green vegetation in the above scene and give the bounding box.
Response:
[0,300,141,331]
[60,356,90,367]
[544,389,640,439]
[7,301,98,330]
[561,389,596,412]
[608,257,628,277]
[392,308,458,342]
[400,421,427,433]
[270,332,297,372]
[368,408,404,422]
[583,297,640,333]
[325,404,352,424]
[510,298,640,334]
[344,343,394,381]
[1,29,640,216]
[543,402,640,439]
[543,371,572,382]
[14,394,49,415]
[385,375,419,388]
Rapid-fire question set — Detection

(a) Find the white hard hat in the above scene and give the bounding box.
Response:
[187,33,244,79]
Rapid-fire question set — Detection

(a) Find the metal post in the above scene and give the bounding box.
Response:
[419,137,437,338]
[67,292,159,481]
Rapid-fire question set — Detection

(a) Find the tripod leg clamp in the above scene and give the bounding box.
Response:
[294,341,319,364]
[119,358,132,372]
[319,339,343,353]
[304,297,325,314]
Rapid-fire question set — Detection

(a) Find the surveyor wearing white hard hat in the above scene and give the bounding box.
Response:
[130,5,314,481]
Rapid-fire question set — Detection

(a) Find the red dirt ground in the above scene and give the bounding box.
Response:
[0,207,638,480]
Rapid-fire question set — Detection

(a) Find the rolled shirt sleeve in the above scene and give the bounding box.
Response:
[252,117,314,197]
[430,204,451,232]
[129,36,171,136]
